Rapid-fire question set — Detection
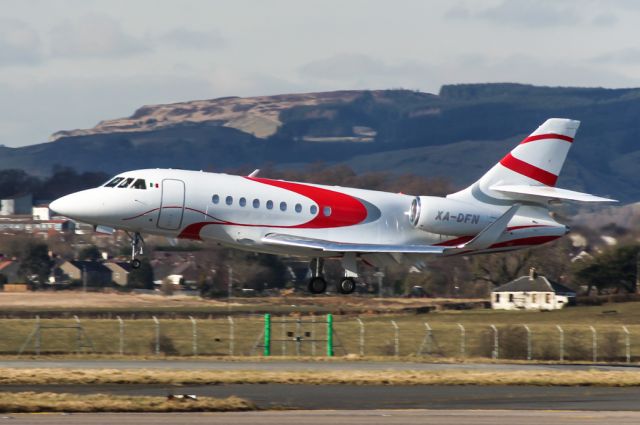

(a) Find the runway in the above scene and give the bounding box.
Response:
[0,359,637,372]
[3,384,640,410]
[4,410,640,425]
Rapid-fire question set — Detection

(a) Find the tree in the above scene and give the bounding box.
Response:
[0,273,7,288]
[573,244,640,295]
[18,243,53,287]
[128,259,154,289]
[78,245,101,261]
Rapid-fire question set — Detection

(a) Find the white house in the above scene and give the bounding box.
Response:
[491,269,576,311]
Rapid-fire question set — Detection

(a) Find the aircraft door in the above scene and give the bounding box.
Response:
[157,179,185,230]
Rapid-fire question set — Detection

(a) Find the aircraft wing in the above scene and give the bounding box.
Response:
[263,204,521,256]
[261,233,448,254]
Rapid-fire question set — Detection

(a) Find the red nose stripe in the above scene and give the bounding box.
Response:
[520,133,573,144]
[499,153,558,186]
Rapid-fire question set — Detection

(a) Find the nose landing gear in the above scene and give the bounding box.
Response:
[127,231,145,269]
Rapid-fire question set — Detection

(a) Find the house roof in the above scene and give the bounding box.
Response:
[68,260,111,273]
[104,262,132,273]
[493,275,576,295]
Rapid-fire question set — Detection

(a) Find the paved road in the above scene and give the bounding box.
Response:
[4,410,640,425]
[0,359,637,371]
[3,384,640,411]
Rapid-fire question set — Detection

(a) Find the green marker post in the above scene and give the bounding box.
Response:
[264,314,271,356]
[327,314,334,357]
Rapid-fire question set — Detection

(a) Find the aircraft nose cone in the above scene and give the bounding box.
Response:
[50,189,103,220]
[49,194,74,217]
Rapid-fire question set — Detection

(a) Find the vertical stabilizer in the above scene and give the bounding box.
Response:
[448,118,580,205]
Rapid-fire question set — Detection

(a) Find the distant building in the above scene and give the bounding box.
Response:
[0,216,75,236]
[32,204,51,221]
[491,268,576,311]
[0,194,32,216]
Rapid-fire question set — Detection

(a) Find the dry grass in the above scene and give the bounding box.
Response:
[0,392,254,413]
[2,368,640,387]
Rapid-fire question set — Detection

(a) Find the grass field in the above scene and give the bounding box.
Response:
[0,392,254,413]
[3,301,640,361]
[2,368,640,387]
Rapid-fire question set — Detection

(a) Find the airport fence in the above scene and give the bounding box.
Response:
[3,314,640,363]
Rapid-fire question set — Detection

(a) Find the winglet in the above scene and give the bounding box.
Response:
[248,169,260,177]
[456,204,520,251]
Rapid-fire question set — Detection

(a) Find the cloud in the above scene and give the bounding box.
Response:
[591,48,640,65]
[0,19,44,66]
[49,14,149,59]
[299,53,431,89]
[157,28,225,50]
[298,52,638,95]
[445,0,608,28]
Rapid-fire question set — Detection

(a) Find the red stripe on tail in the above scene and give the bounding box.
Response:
[520,133,573,144]
[499,153,558,186]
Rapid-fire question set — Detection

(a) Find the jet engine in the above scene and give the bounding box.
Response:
[409,196,500,236]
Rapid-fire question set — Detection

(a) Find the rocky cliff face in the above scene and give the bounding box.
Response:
[50,91,364,141]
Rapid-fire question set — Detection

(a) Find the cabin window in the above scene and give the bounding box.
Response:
[212,194,220,204]
[104,177,124,188]
[323,206,332,217]
[532,294,537,303]
[310,205,318,215]
[280,202,287,212]
[508,294,514,303]
[495,293,500,303]
[253,199,260,208]
[225,196,233,206]
[239,197,247,207]
[546,293,551,303]
[132,179,146,189]
[266,200,274,210]
[295,203,302,213]
[118,177,134,188]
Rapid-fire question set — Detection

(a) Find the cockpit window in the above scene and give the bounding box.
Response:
[132,179,147,189]
[118,177,134,188]
[104,177,124,188]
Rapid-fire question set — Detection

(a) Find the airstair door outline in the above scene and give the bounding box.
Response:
[157,179,185,230]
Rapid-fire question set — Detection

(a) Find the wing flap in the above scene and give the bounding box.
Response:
[490,184,617,203]
[262,233,447,254]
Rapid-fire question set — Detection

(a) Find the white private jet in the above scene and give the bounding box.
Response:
[50,118,615,294]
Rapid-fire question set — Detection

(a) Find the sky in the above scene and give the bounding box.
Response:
[2,0,640,147]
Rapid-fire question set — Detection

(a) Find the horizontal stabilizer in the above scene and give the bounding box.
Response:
[490,184,617,203]
[262,233,448,254]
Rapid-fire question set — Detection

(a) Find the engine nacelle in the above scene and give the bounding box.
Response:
[409,196,500,236]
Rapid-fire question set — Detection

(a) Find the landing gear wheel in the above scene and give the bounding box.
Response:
[131,258,142,269]
[338,277,357,294]
[308,277,327,294]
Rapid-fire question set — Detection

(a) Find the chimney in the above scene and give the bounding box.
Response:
[529,267,537,280]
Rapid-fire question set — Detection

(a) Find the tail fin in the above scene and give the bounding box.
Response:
[449,118,580,204]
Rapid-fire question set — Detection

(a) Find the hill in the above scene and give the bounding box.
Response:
[3,83,640,202]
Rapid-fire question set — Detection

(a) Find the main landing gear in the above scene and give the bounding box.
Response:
[307,257,358,295]
[127,231,145,269]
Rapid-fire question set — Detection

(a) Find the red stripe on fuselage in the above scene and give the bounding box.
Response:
[245,177,368,228]
[499,153,558,186]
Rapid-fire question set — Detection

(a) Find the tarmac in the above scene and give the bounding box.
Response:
[4,410,640,425]
[3,383,640,410]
